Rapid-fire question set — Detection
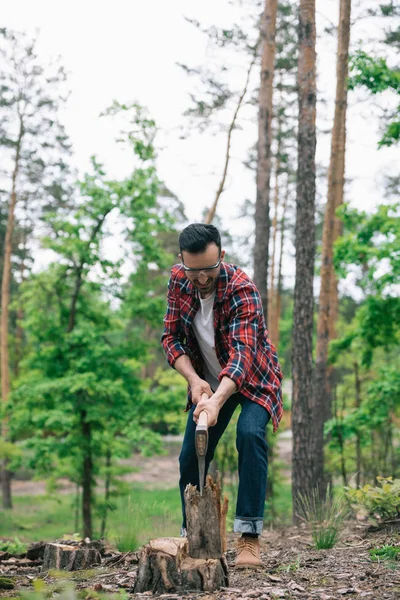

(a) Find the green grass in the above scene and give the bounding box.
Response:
[0,488,182,548]
[370,544,400,566]
[296,486,349,549]
[0,481,294,549]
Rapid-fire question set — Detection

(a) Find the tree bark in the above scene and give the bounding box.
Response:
[42,543,101,572]
[291,0,317,520]
[184,477,227,559]
[134,537,228,594]
[1,116,23,509]
[205,44,259,225]
[313,0,351,492]
[81,410,93,539]
[254,0,278,324]
[272,181,289,351]
[354,361,362,488]
[268,151,281,336]
[100,448,112,539]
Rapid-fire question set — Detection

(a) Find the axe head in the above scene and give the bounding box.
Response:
[195,410,208,496]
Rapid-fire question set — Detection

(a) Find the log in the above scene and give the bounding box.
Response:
[134,537,228,594]
[42,543,101,571]
[185,474,228,559]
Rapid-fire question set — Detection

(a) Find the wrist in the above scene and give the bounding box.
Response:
[188,373,201,386]
[212,391,227,409]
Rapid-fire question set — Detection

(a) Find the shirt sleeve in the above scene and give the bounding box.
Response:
[160,276,187,368]
[219,286,261,390]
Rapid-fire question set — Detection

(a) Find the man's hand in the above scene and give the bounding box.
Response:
[190,377,213,406]
[193,394,222,428]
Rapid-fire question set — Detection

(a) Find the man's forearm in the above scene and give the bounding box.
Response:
[174,354,199,385]
[213,376,237,408]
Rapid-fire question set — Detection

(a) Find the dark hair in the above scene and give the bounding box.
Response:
[179,223,221,254]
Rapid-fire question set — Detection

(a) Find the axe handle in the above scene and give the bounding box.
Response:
[198,410,208,428]
[198,393,209,428]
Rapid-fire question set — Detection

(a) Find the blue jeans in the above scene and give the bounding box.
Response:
[179,392,271,535]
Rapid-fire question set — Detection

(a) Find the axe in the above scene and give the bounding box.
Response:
[195,393,209,496]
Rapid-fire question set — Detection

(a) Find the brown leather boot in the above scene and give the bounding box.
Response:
[234,535,262,569]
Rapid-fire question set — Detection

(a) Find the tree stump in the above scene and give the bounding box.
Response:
[42,543,101,571]
[134,538,228,594]
[134,475,229,594]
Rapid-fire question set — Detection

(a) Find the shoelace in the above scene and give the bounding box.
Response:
[237,537,259,557]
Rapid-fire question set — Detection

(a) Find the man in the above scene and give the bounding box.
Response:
[161,223,283,569]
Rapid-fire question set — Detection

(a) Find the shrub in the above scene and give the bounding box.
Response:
[345,477,400,523]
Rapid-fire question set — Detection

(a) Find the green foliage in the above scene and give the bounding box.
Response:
[0,537,27,555]
[16,580,128,600]
[5,102,181,536]
[333,203,400,366]
[296,488,349,549]
[349,50,400,147]
[370,544,400,564]
[0,577,15,590]
[141,369,187,435]
[345,477,400,522]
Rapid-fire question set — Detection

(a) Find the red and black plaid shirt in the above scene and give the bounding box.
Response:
[161,262,283,432]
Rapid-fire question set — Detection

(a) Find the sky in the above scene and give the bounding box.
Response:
[2,0,398,288]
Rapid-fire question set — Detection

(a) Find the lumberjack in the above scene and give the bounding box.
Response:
[161,223,283,568]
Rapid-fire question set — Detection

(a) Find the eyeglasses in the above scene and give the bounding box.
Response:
[182,257,222,276]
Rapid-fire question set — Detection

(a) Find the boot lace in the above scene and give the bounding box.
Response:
[237,536,259,557]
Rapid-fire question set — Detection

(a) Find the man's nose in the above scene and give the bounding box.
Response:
[198,272,208,284]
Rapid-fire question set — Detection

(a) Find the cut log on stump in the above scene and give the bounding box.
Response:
[134,537,228,594]
[42,543,101,571]
[185,474,228,558]
[135,476,229,594]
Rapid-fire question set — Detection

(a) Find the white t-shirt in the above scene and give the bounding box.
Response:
[192,291,221,392]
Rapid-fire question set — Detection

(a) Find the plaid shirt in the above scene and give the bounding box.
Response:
[161,262,283,432]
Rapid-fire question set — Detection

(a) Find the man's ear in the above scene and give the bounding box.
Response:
[220,249,226,261]
[178,253,182,261]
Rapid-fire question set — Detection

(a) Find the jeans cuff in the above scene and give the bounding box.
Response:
[234,517,263,535]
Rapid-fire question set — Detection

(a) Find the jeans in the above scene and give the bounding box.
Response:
[179,392,271,535]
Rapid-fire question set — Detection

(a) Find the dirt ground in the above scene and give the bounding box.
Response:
[1,523,399,599]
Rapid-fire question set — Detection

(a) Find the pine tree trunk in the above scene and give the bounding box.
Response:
[100,449,112,539]
[313,0,351,493]
[291,0,317,519]
[354,361,362,488]
[1,121,23,510]
[81,410,93,539]
[273,182,289,350]
[268,148,281,337]
[254,0,278,323]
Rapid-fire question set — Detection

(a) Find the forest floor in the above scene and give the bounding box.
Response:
[1,522,399,599]
[2,432,400,598]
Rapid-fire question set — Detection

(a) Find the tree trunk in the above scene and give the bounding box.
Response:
[1,119,23,509]
[312,0,351,493]
[254,0,278,324]
[291,0,317,520]
[268,130,282,337]
[100,448,112,539]
[74,484,81,534]
[354,361,362,488]
[81,410,93,539]
[272,181,289,351]
[205,44,259,225]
